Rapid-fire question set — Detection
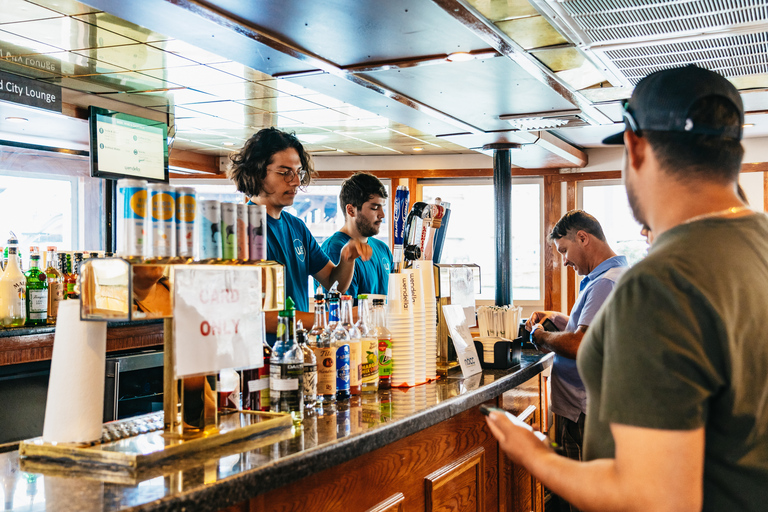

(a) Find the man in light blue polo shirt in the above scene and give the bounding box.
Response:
[320,172,392,301]
[525,210,627,512]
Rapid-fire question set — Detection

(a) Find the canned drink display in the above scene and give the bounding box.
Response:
[248,204,267,261]
[116,179,148,258]
[236,203,249,260]
[220,203,237,260]
[199,200,221,260]
[146,183,176,258]
[176,187,196,258]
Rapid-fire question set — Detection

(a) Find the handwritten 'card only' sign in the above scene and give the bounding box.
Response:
[173,266,263,378]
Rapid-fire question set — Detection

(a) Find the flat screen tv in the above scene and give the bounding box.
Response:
[89,105,169,182]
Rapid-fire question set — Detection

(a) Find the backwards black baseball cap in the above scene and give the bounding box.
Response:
[602,65,744,145]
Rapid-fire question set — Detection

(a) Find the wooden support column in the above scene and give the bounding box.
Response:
[543,176,562,312]
[565,182,577,313]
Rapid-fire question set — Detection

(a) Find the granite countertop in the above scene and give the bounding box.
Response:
[0,352,553,512]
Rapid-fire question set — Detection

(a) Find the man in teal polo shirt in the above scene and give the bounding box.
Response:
[228,128,370,334]
[320,172,392,301]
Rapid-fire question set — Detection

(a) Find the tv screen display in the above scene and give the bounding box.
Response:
[89,106,169,182]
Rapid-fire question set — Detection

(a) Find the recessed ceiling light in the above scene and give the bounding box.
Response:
[446,52,474,62]
[222,141,236,146]
[743,123,755,128]
[413,147,424,151]
[5,117,28,123]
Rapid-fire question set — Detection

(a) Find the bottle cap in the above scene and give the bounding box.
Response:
[47,246,56,251]
[279,296,296,317]
[357,294,368,300]
[341,294,352,301]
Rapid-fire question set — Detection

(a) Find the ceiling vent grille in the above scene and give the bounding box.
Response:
[561,0,768,44]
[606,31,768,84]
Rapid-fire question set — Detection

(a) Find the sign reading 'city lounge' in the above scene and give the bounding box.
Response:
[0,70,61,113]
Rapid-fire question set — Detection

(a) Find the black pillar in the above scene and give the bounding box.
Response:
[484,143,520,306]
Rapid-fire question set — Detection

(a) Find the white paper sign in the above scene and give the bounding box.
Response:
[442,304,482,378]
[173,266,263,378]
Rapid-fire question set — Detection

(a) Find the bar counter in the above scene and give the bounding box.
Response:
[1,352,553,512]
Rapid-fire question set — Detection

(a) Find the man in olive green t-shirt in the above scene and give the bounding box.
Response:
[483,65,768,512]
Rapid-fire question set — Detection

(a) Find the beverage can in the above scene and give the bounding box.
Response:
[220,203,237,260]
[199,200,221,260]
[236,203,249,260]
[248,204,267,260]
[147,183,176,258]
[175,186,196,258]
[116,179,147,258]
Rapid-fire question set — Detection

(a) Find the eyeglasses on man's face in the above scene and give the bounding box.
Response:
[273,169,308,183]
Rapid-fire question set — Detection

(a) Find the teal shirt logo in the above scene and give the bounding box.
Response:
[293,239,305,262]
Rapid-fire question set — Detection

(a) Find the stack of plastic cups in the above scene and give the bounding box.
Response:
[415,260,438,380]
[408,269,427,385]
[387,272,416,387]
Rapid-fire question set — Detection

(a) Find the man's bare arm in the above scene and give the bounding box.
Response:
[487,414,704,512]
[533,325,587,359]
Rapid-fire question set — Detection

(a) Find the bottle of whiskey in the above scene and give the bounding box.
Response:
[310,291,335,406]
[24,253,48,326]
[45,247,63,325]
[270,297,304,425]
[341,294,362,396]
[327,288,350,402]
[0,238,26,327]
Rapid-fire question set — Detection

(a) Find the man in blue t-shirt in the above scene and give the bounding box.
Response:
[524,210,627,512]
[227,128,371,333]
[320,172,392,301]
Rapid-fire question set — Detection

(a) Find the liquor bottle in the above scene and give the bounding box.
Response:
[63,254,76,300]
[242,312,271,411]
[341,294,362,396]
[327,287,350,402]
[296,320,317,410]
[357,295,379,392]
[68,252,83,299]
[0,238,26,327]
[24,253,48,326]
[310,291,335,406]
[0,246,5,271]
[28,246,39,272]
[57,253,69,302]
[44,247,63,325]
[270,297,304,425]
[373,299,393,390]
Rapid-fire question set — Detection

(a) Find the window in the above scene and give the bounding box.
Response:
[421,179,542,302]
[292,180,390,247]
[0,147,104,267]
[579,181,646,266]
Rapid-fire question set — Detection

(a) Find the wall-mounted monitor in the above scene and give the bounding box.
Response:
[89,106,169,182]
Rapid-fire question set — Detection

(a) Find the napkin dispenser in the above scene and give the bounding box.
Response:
[473,336,522,369]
